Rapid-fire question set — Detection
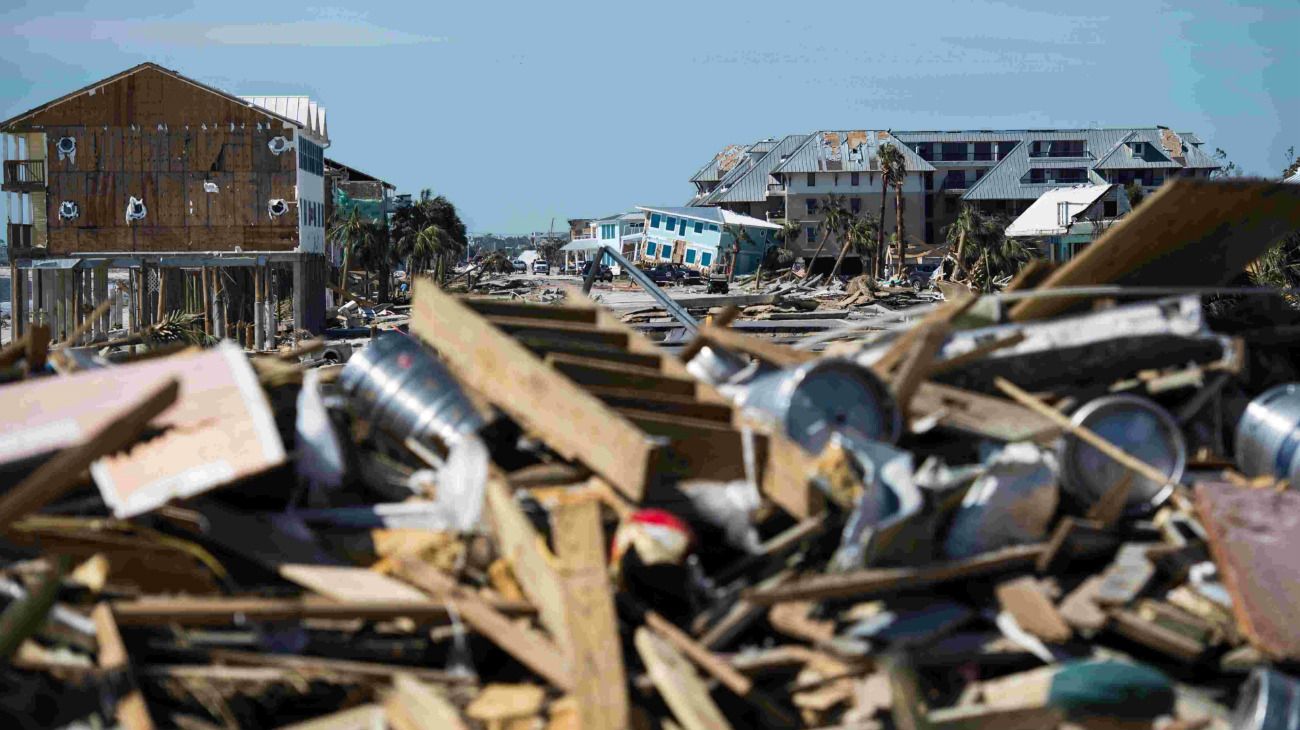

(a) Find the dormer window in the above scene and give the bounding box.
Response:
[1132,142,1146,156]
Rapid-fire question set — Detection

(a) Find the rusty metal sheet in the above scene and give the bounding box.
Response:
[1193,481,1300,661]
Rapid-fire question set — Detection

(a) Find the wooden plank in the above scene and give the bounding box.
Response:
[547,352,700,396]
[465,299,599,323]
[1109,609,1206,663]
[92,603,155,730]
[278,564,431,604]
[520,338,665,370]
[586,386,734,423]
[744,545,1045,605]
[549,496,630,730]
[394,556,574,692]
[384,673,470,730]
[411,281,654,500]
[911,382,1058,443]
[1011,179,1300,321]
[890,321,950,422]
[995,577,1072,644]
[635,627,734,730]
[1058,575,1109,634]
[211,649,477,685]
[1194,482,1300,661]
[110,595,532,625]
[760,430,822,519]
[697,322,814,368]
[0,379,178,529]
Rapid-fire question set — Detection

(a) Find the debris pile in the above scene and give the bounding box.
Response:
[3,179,1300,728]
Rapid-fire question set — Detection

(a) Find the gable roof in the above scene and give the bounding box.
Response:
[690,143,750,184]
[772,131,934,174]
[703,134,811,204]
[637,206,781,230]
[0,62,328,143]
[961,128,1218,201]
[1006,184,1115,237]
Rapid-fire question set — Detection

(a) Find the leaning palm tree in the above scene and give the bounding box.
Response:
[830,215,879,281]
[944,204,977,281]
[962,213,1035,292]
[875,144,906,276]
[805,194,848,271]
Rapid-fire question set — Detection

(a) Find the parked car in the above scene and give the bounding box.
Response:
[580,261,613,282]
[645,263,703,286]
[511,259,526,273]
[532,260,550,275]
[905,262,939,289]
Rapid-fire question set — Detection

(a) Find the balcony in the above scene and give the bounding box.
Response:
[2,160,45,193]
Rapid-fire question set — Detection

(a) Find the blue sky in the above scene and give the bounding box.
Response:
[1,1,1295,234]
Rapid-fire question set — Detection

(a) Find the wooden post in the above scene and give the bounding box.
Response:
[155,266,166,323]
[201,267,211,337]
[8,262,21,342]
[253,266,265,351]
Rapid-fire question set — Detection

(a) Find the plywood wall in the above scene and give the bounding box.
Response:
[20,67,301,253]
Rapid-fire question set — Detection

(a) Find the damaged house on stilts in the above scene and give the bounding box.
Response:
[2,62,331,348]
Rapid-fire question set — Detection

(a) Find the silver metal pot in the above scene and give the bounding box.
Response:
[736,358,901,454]
[1232,668,1300,730]
[1057,394,1185,515]
[1236,383,1300,485]
[338,332,486,448]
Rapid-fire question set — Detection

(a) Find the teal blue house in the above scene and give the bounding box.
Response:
[636,206,780,276]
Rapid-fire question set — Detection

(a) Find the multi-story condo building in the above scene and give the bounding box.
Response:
[688,126,1220,265]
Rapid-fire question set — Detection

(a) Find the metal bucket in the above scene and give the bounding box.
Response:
[1235,383,1300,485]
[338,332,486,447]
[1232,668,1300,730]
[1057,394,1186,515]
[737,358,901,454]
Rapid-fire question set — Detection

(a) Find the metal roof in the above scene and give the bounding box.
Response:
[893,131,1032,143]
[689,143,749,183]
[962,128,1220,201]
[636,206,780,230]
[772,131,934,174]
[705,134,810,204]
[241,96,328,142]
[1006,184,1115,237]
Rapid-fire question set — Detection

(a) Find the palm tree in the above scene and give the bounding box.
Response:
[875,144,906,276]
[407,224,455,281]
[959,212,1035,292]
[830,215,879,281]
[328,208,382,296]
[805,194,848,270]
[944,204,976,281]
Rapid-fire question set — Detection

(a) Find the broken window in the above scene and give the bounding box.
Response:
[268,136,291,155]
[125,197,147,223]
[56,136,76,163]
[268,199,289,218]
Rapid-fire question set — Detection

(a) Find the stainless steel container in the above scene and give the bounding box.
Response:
[737,358,901,454]
[338,332,486,447]
[1232,668,1300,730]
[1057,394,1185,515]
[1236,383,1300,485]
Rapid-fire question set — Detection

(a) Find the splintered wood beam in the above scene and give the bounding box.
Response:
[697,322,815,368]
[411,281,654,500]
[635,628,735,730]
[92,604,155,730]
[111,595,534,625]
[394,557,574,692]
[0,379,179,530]
[384,673,471,730]
[744,544,1045,605]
